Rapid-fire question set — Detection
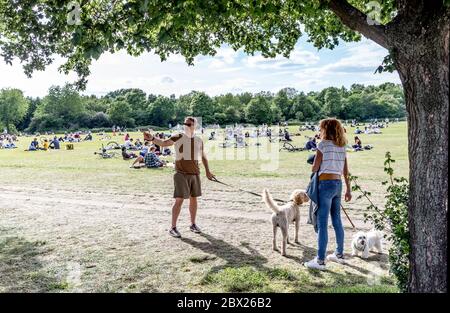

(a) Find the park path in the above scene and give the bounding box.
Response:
[0,179,390,292]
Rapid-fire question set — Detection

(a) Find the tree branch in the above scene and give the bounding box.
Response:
[325,0,388,49]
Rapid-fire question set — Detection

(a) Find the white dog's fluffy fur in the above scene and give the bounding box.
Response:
[351,229,384,258]
[262,189,309,256]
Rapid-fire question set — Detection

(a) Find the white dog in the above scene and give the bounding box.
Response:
[262,189,309,256]
[351,229,384,259]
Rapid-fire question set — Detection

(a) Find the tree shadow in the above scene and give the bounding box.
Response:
[350,253,390,271]
[180,233,270,274]
[0,235,61,292]
[180,233,389,292]
[305,269,375,291]
[288,242,317,262]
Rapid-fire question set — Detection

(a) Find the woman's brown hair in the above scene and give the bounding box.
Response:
[319,118,347,147]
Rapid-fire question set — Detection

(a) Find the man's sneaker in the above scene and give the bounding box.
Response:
[304,257,326,270]
[169,227,181,238]
[327,253,345,264]
[190,224,202,234]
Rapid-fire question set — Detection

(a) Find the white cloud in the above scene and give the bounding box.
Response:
[206,78,258,95]
[289,41,400,91]
[321,41,387,73]
[166,53,186,64]
[161,76,174,84]
[0,40,400,98]
[214,67,242,73]
[207,47,240,69]
[245,50,320,70]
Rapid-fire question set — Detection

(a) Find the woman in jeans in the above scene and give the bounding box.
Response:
[304,118,352,270]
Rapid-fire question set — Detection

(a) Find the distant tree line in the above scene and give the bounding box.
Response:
[0,82,405,133]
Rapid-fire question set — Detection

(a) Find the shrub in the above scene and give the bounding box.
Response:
[350,152,409,292]
[89,112,111,128]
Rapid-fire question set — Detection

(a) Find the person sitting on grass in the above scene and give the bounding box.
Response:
[284,129,292,141]
[373,126,382,134]
[50,137,60,150]
[352,136,363,151]
[84,132,93,141]
[134,138,143,149]
[121,146,137,160]
[25,138,40,151]
[305,137,317,151]
[42,139,50,151]
[3,138,16,149]
[140,141,150,157]
[124,138,135,150]
[130,146,165,168]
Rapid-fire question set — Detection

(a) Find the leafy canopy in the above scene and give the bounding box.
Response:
[0,0,398,89]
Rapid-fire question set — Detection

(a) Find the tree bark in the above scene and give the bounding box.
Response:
[328,0,448,293]
[388,8,449,293]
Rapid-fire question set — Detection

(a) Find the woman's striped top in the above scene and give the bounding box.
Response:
[317,140,346,176]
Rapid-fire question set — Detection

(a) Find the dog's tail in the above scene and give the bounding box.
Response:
[262,189,280,214]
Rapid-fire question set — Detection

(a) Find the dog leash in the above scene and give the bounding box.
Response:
[211,177,355,229]
[341,204,356,229]
[211,177,287,204]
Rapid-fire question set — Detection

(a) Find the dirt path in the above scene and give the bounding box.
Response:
[0,179,390,292]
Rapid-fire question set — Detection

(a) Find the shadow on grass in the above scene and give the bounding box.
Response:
[180,233,394,293]
[0,234,64,292]
[181,233,269,273]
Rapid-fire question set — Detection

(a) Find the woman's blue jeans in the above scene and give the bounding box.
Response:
[317,179,344,261]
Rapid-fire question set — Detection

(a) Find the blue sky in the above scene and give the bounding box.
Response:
[0,36,400,98]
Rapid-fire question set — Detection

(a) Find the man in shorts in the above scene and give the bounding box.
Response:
[145,117,215,238]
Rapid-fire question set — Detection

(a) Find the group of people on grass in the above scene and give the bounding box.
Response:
[25,136,61,151]
[120,132,172,169]
[0,134,18,149]
[354,124,382,135]
[56,132,89,143]
[305,134,369,153]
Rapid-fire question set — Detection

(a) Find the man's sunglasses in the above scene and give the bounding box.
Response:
[184,123,194,127]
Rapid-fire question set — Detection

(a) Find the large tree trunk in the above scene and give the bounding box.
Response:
[389,8,449,293]
[327,0,448,293]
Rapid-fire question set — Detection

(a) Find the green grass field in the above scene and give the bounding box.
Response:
[0,122,408,293]
[0,123,408,188]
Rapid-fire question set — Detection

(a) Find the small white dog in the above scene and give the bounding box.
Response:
[262,188,309,256]
[351,229,384,259]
